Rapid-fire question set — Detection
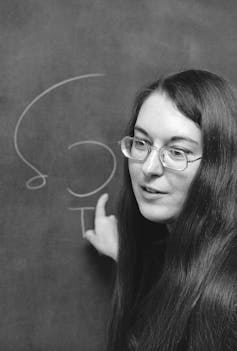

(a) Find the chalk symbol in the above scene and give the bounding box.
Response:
[67,140,117,198]
[14,73,105,190]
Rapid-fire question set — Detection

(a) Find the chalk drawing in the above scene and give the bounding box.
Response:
[68,207,95,236]
[67,140,117,198]
[14,73,104,190]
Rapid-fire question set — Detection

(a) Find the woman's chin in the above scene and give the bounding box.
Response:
[138,203,176,224]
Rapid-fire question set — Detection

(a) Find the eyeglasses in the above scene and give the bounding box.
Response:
[119,136,202,171]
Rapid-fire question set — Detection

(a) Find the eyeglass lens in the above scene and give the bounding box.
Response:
[122,137,187,170]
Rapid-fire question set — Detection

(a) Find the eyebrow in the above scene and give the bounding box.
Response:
[134,126,199,145]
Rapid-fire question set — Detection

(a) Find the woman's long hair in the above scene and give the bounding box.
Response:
[106,70,237,351]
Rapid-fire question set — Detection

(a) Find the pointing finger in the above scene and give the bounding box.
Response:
[84,229,99,248]
[83,229,95,238]
[95,193,108,218]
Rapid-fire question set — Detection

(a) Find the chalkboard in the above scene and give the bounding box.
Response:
[1,1,237,350]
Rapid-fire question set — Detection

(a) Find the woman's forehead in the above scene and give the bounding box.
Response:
[135,92,201,144]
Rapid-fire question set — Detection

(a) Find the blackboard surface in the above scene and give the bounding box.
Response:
[1,1,237,350]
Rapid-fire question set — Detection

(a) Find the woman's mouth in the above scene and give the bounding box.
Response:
[142,185,166,193]
[141,185,167,196]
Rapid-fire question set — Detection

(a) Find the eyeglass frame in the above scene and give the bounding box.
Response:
[119,136,202,171]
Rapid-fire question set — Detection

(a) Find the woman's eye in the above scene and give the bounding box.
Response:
[169,148,186,158]
[170,147,192,155]
[173,149,182,156]
[133,139,147,149]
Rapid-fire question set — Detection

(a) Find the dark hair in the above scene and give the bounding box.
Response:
[106,70,237,351]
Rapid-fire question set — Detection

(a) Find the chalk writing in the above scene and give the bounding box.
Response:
[67,140,117,234]
[14,73,104,190]
[67,140,116,198]
[68,207,95,237]
[14,73,118,236]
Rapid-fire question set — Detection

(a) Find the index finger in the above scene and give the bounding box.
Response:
[95,193,109,218]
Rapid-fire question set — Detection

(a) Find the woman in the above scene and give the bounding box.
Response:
[84,70,237,350]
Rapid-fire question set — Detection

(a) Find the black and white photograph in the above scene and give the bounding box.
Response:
[0,1,236,350]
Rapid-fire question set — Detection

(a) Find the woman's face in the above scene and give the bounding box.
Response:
[128,92,202,223]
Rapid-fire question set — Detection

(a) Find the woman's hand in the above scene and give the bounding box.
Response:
[83,193,118,261]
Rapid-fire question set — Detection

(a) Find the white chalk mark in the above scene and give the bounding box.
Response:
[68,207,95,211]
[26,174,48,190]
[14,73,105,190]
[67,140,117,198]
[68,207,95,236]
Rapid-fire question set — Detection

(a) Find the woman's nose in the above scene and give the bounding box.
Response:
[142,149,164,177]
